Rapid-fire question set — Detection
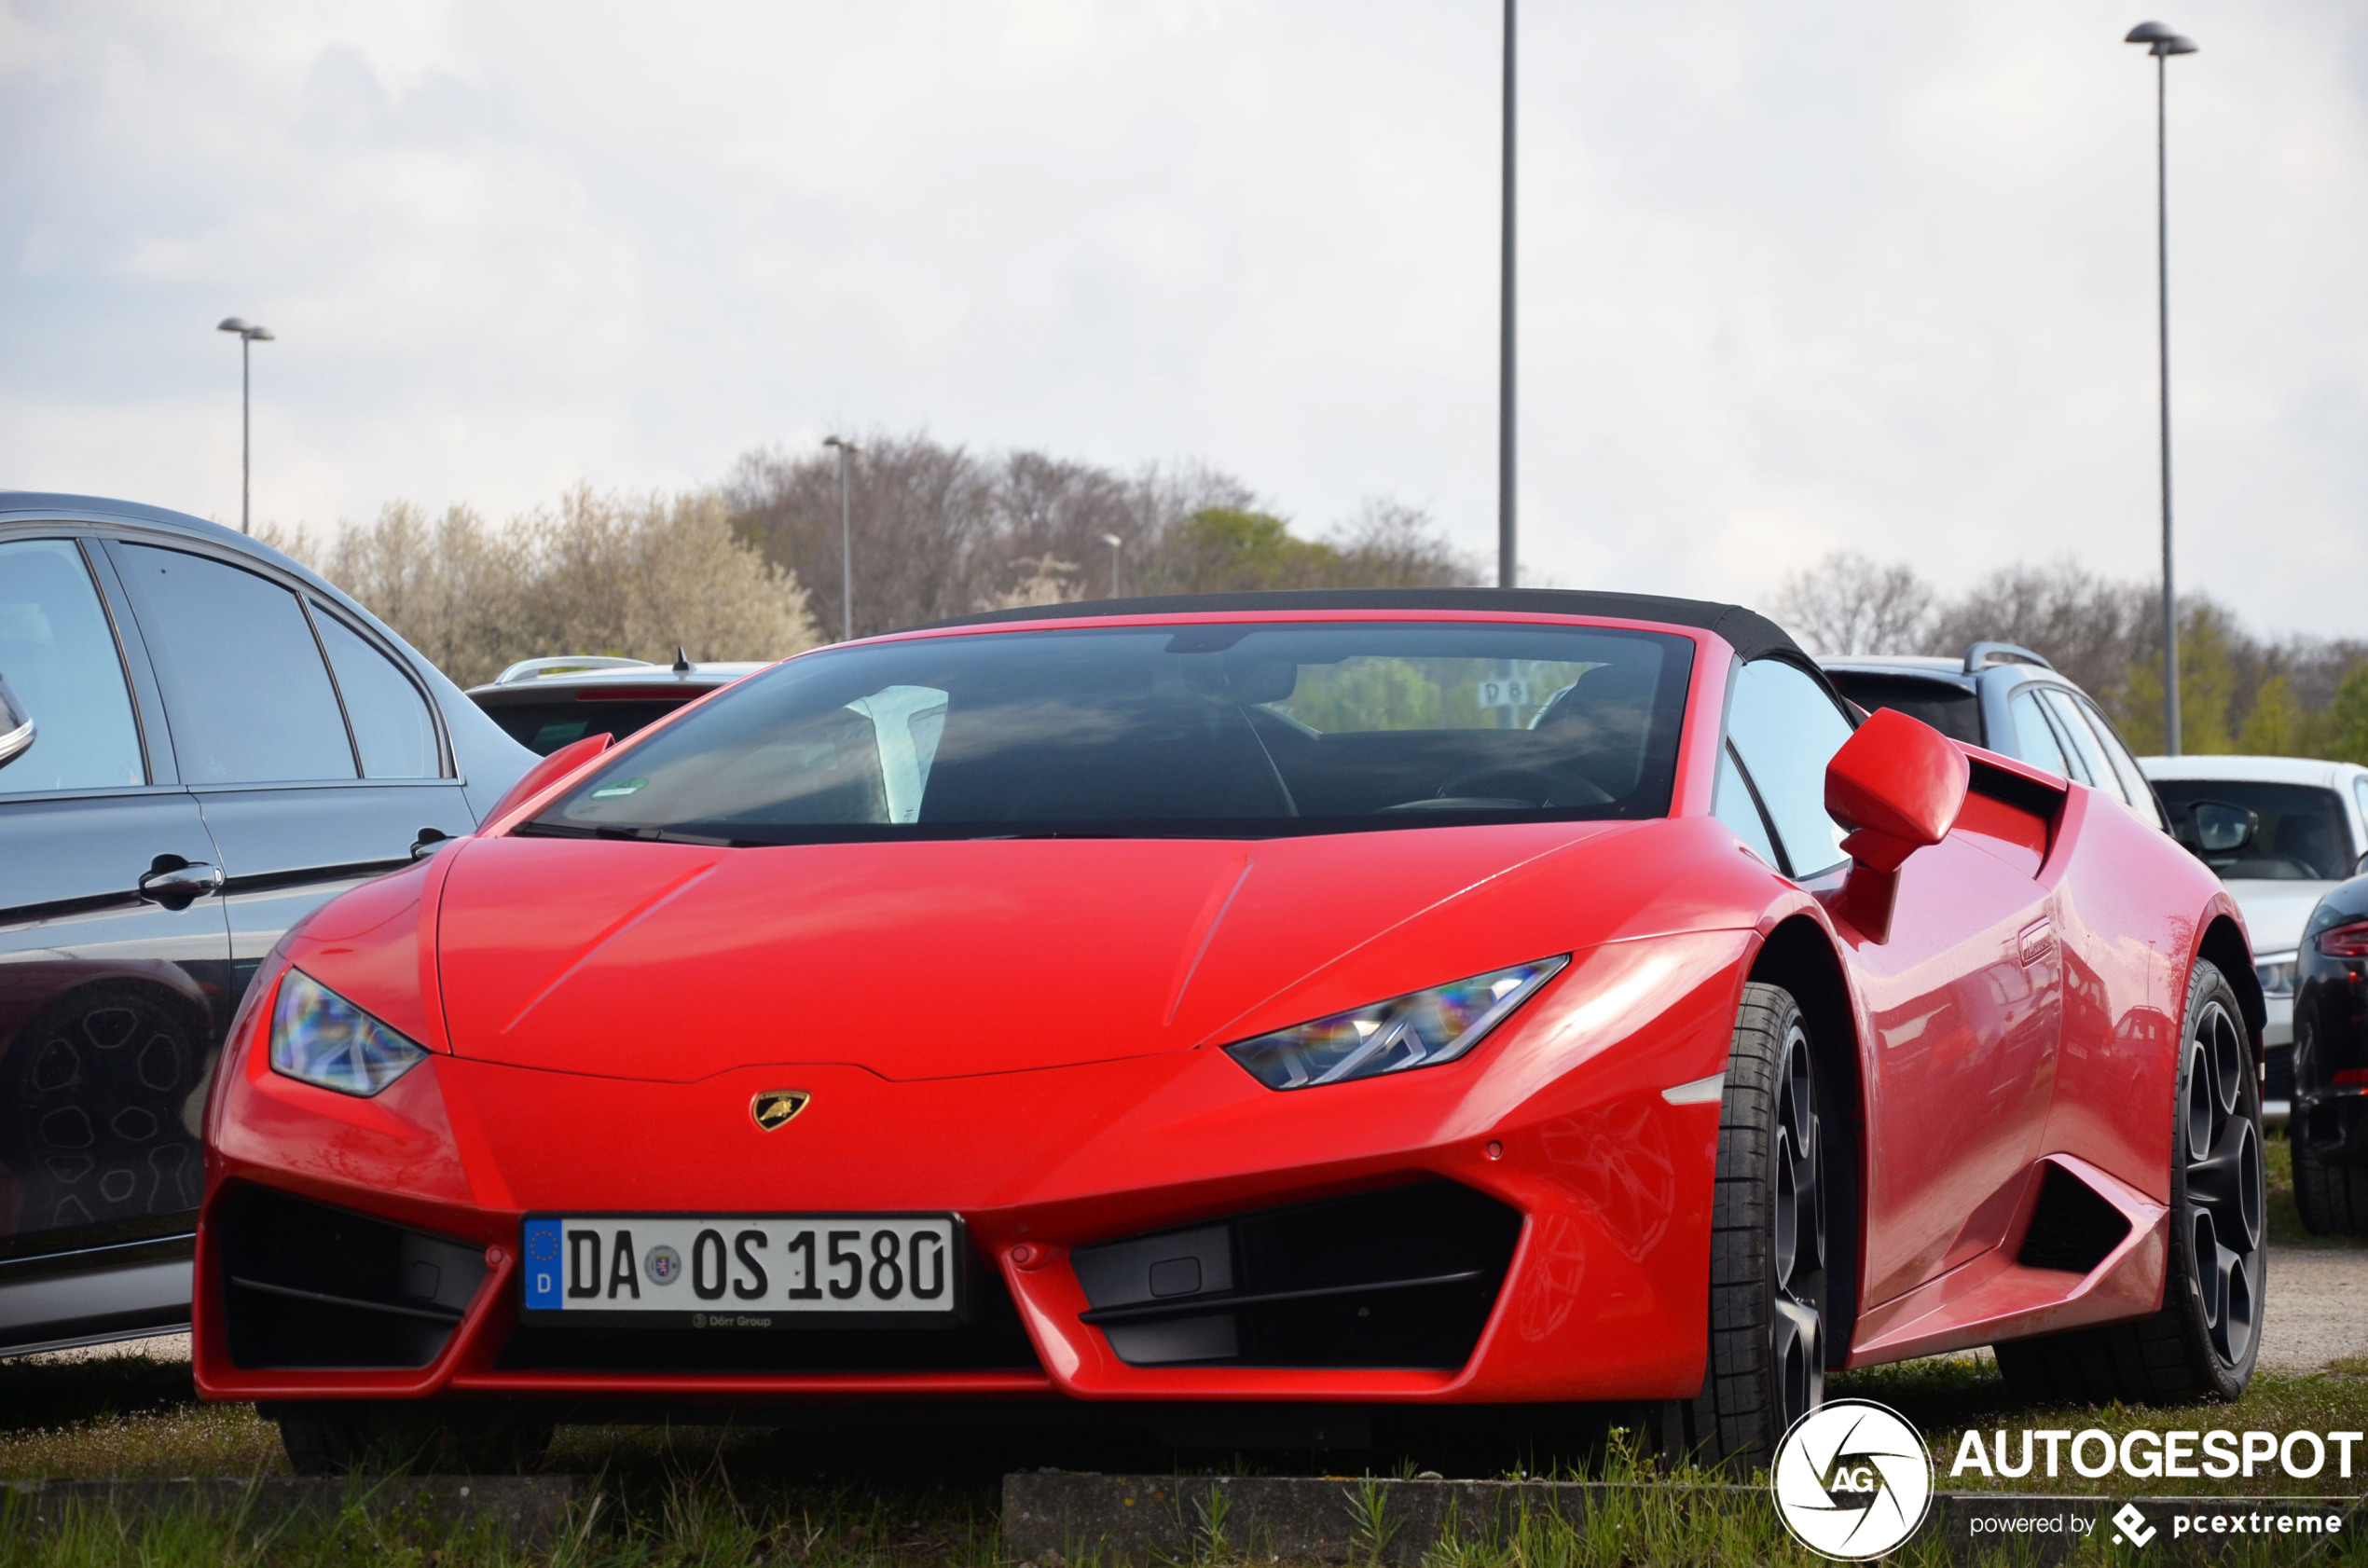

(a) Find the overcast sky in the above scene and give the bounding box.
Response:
[4,1,2363,638]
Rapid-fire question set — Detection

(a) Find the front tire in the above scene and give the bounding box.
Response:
[2292,1131,2368,1236]
[1993,959,2265,1404]
[1654,982,1827,1469]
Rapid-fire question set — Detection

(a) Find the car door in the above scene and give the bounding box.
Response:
[0,532,231,1351]
[102,538,475,1005]
[1724,657,2061,1310]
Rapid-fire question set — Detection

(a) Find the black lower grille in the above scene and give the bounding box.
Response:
[496,1244,1039,1373]
[2016,1163,2132,1275]
[2266,1043,2294,1106]
[1070,1179,1521,1370]
[217,1185,487,1369]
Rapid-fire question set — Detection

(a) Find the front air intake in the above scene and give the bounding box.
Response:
[215,1185,487,1369]
[1070,1179,1521,1370]
[2016,1163,2132,1275]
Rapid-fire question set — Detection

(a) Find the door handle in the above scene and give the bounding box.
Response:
[137,855,225,909]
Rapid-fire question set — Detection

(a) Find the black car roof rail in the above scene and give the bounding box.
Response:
[1963,641,2055,674]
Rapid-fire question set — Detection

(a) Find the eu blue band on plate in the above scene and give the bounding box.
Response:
[523,1217,563,1310]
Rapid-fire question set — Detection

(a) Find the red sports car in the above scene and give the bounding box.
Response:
[192,590,2266,1473]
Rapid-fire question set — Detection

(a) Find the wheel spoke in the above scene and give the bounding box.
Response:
[1772,1294,1823,1424]
[2214,1240,2257,1364]
[2190,1110,2263,1252]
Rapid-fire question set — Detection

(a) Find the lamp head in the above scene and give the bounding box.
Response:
[823,435,860,453]
[249,326,274,341]
[216,317,250,334]
[2125,21,2196,54]
[1099,533,1122,549]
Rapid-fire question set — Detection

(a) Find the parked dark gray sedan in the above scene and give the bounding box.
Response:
[0,493,533,1356]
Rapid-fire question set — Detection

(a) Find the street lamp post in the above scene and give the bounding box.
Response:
[1497,0,1518,590]
[822,436,860,640]
[2126,21,2196,756]
[1098,533,1122,598]
[215,317,274,534]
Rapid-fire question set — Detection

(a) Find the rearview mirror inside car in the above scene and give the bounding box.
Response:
[1821,707,1970,942]
[0,672,34,772]
[2190,801,2257,855]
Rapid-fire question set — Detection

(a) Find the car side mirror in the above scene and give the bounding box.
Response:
[0,673,33,772]
[1821,707,1969,942]
[2189,801,2256,855]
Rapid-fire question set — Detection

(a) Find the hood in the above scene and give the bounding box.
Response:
[2219,879,2332,956]
[434,822,1631,1082]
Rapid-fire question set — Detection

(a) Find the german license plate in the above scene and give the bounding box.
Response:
[519,1214,961,1326]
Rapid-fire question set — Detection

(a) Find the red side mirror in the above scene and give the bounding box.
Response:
[1822,708,1968,940]
[481,732,613,832]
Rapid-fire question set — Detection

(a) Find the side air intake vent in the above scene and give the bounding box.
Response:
[2016,1163,2132,1275]
[1071,1179,1521,1370]
[217,1185,486,1369]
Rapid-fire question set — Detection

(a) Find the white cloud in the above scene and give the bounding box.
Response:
[0,0,2361,638]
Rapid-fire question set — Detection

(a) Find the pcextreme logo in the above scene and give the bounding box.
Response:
[2113,1503,2157,1547]
[1771,1400,1935,1561]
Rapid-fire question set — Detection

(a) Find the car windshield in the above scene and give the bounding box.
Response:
[530,621,1694,844]
[2154,779,2353,882]
[485,694,709,755]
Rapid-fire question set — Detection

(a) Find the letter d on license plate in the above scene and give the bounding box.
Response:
[520,1213,962,1326]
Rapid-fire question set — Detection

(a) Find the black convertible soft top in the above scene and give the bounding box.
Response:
[929,587,1804,664]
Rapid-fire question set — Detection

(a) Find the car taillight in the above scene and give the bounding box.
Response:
[2319,921,2368,959]
[2334,1068,2368,1088]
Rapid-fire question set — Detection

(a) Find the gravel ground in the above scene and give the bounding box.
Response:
[2259,1245,2368,1369]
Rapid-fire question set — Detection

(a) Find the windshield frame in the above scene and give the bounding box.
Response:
[516,612,1705,846]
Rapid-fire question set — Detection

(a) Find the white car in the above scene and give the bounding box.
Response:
[2141,754,2368,1114]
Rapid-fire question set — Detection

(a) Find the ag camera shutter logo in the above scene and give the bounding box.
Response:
[1771,1399,1934,1560]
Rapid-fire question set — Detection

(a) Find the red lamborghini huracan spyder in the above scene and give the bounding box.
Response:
[193,590,2267,1473]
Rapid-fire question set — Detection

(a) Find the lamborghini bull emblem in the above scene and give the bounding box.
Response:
[750,1090,811,1132]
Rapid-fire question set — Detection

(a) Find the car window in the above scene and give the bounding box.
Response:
[115,543,357,785]
[2356,779,2368,859]
[1822,672,1981,745]
[2040,689,2126,805]
[2077,695,2166,829]
[1724,658,1854,878]
[2154,778,2351,882]
[0,539,146,792]
[2007,688,2070,778]
[535,622,1696,844]
[311,610,439,778]
[484,695,705,756]
[1714,742,1781,868]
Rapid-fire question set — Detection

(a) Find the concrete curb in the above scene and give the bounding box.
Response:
[0,1475,601,1547]
[1001,1471,2368,1565]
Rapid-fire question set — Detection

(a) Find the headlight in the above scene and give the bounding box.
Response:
[1224,956,1569,1091]
[2255,953,2298,999]
[269,970,428,1096]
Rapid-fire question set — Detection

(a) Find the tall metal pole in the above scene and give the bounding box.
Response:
[1496,0,1517,590]
[837,447,853,641]
[240,333,252,535]
[2154,50,2180,756]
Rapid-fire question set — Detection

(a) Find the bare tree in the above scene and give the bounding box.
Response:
[1927,558,2159,699]
[274,488,819,687]
[1325,498,1482,588]
[1772,552,1938,656]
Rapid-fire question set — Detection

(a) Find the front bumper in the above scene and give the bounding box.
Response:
[195,930,1750,1408]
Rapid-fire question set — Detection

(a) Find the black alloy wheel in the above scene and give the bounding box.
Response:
[1995,959,2265,1404]
[1649,982,1828,1468]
